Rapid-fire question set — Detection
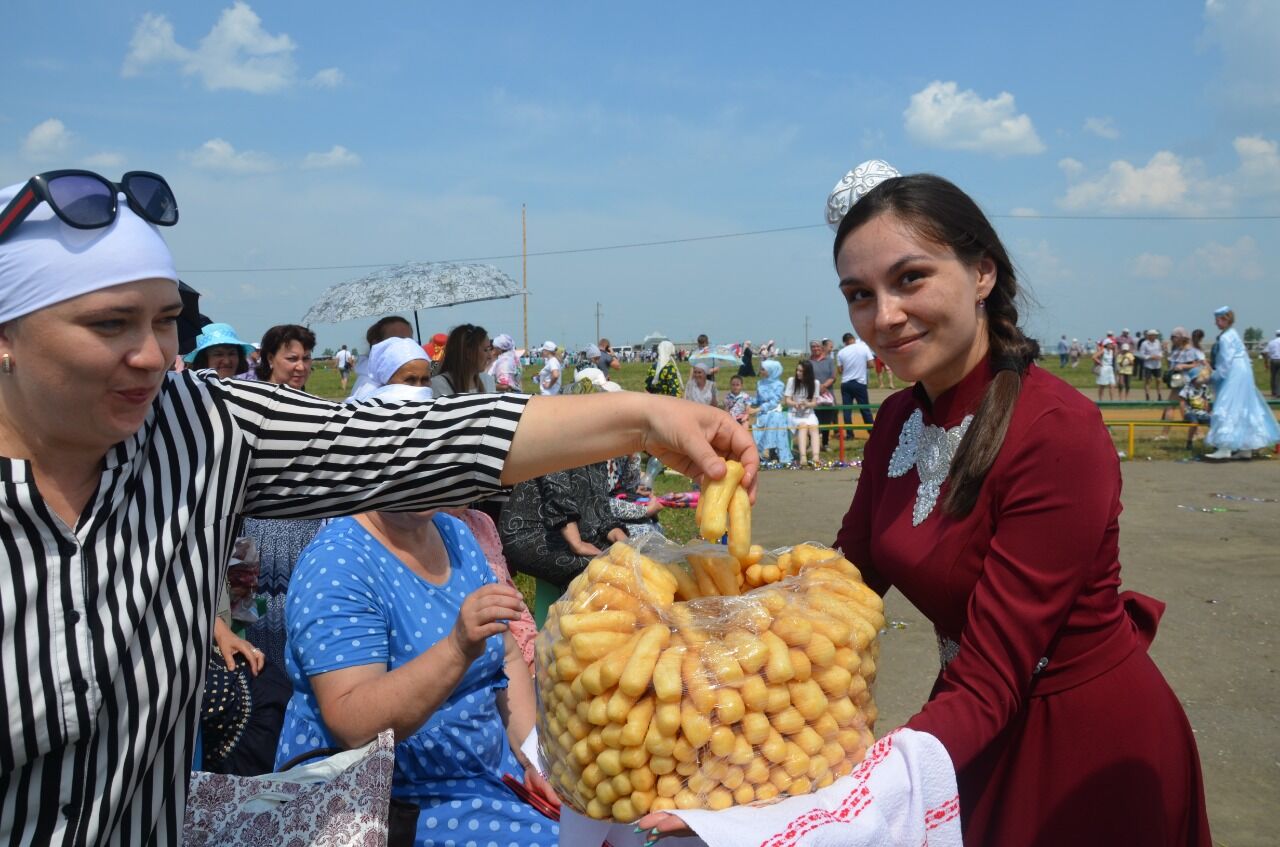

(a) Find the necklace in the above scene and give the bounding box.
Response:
[887,408,974,526]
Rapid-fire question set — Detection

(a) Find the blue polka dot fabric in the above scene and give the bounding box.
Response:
[275,515,557,847]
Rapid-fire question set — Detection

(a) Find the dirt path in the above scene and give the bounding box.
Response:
[750,458,1279,847]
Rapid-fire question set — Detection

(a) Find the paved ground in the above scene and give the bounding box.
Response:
[749,457,1279,847]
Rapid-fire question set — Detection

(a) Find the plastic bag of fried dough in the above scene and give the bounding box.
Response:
[533,533,884,822]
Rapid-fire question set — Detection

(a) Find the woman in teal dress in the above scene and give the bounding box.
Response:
[751,359,793,463]
[1205,306,1280,459]
[276,511,558,847]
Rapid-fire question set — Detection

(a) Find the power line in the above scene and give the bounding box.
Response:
[179,213,1280,275]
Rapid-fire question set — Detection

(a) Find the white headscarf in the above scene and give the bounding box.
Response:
[346,337,429,402]
[492,333,515,351]
[0,181,178,324]
[365,383,433,404]
[655,340,683,388]
[574,366,606,386]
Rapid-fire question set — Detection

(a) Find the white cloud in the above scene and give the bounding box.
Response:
[309,67,344,88]
[1202,0,1280,115]
[83,152,126,169]
[1058,134,1279,213]
[1132,253,1174,279]
[21,118,72,161]
[903,80,1045,156]
[1083,116,1119,139]
[1187,236,1264,280]
[1232,135,1280,197]
[121,13,188,77]
[1059,151,1202,212]
[122,3,338,95]
[1010,207,1038,217]
[1058,157,1085,178]
[186,138,277,173]
[301,145,361,170]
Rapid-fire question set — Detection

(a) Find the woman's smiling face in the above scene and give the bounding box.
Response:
[835,212,995,399]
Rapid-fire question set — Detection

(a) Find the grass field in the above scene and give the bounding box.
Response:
[304,353,1276,462]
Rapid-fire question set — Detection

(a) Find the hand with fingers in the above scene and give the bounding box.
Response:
[640,398,760,502]
[212,616,264,675]
[634,812,693,843]
[449,583,527,662]
[523,767,561,815]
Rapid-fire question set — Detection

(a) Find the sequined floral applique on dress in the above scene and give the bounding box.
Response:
[887,409,974,526]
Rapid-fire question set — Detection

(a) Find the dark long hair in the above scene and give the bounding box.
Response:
[437,323,490,393]
[833,173,1039,518]
[255,324,316,381]
[793,359,816,400]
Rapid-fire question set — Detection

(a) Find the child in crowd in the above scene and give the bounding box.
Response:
[1180,367,1213,450]
[722,375,751,426]
[1116,343,1136,400]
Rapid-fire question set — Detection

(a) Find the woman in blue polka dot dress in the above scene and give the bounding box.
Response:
[275,509,559,847]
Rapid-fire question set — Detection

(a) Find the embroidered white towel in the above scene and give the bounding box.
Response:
[524,728,960,847]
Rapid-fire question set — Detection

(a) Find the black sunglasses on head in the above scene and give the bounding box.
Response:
[0,169,178,244]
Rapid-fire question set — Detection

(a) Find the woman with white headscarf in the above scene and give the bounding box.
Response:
[488,332,523,392]
[0,170,756,845]
[684,361,717,406]
[346,336,432,402]
[645,339,682,396]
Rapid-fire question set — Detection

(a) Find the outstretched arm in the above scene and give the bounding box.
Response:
[501,393,758,497]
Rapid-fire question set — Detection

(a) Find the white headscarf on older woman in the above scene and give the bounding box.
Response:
[655,340,683,389]
[346,337,432,402]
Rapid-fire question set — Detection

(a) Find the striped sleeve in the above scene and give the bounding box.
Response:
[202,375,530,519]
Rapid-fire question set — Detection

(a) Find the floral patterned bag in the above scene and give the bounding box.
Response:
[184,730,396,847]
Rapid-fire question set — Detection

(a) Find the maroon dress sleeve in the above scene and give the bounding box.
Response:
[906,401,1120,771]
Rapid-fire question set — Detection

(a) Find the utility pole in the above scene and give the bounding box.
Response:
[595,302,602,344]
[521,204,528,353]
[804,315,811,349]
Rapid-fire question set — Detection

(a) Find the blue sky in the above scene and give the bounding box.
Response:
[4,1,1278,353]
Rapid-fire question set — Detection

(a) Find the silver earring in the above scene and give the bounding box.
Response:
[1,354,11,374]
[977,298,986,309]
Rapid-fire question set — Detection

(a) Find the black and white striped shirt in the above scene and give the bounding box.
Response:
[0,371,528,845]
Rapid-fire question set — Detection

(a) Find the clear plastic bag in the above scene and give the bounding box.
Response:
[533,536,883,821]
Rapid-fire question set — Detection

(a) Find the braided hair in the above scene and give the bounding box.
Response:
[832,174,1039,518]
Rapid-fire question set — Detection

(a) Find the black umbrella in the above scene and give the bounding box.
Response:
[177,281,210,356]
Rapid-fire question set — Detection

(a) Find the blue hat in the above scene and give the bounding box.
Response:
[1214,305,1232,317]
[184,322,255,363]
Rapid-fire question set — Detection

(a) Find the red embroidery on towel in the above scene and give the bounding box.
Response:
[760,735,894,847]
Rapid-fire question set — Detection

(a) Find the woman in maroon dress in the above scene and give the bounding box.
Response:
[829,172,1210,844]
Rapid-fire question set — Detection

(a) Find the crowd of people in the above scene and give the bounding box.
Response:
[638,332,885,467]
[1050,321,1280,459]
[1,160,1254,847]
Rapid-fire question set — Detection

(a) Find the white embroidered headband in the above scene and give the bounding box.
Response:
[825,159,901,232]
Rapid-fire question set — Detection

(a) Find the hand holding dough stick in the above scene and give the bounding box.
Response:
[698,459,745,542]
